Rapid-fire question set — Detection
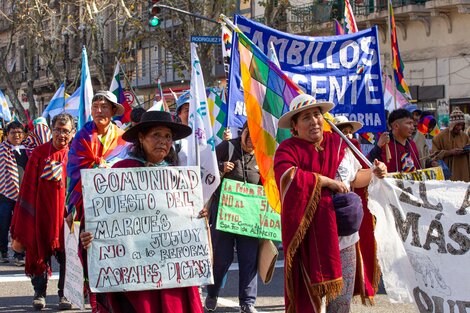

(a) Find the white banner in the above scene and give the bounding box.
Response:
[64,221,85,309]
[368,178,470,311]
[187,42,221,204]
[81,166,213,293]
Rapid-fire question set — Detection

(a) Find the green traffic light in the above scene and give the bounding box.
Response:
[149,16,160,27]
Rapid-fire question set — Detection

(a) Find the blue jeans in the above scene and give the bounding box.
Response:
[0,195,15,255]
[31,251,66,298]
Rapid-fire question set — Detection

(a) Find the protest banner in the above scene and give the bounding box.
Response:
[387,167,444,181]
[81,166,213,293]
[227,15,386,133]
[368,178,470,311]
[216,178,281,241]
[64,221,85,309]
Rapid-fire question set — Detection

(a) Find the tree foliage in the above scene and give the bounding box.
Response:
[0,0,238,119]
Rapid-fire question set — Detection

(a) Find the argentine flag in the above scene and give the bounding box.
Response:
[0,89,12,122]
[64,87,80,118]
[42,83,65,119]
[78,46,93,130]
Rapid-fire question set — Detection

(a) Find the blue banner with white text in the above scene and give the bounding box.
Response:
[227,15,386,133]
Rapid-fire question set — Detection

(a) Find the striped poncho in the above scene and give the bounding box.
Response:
[66,121,129,219]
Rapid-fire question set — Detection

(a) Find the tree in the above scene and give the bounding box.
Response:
[260,0,290,31]
[0,0,238,119]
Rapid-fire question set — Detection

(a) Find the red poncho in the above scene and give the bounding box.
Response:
[90,158,204,313]
[274,133,347,313]
[11,141,68,276]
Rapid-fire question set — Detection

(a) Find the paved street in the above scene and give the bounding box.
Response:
[0,249,418,312]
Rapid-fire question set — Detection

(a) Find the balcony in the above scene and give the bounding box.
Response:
[425,0,470,13]
[254,2,335,35]
[289,2,334,34]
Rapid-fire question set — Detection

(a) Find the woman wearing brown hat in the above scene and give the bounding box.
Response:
[80,110,205,313]
[273,94,387,313]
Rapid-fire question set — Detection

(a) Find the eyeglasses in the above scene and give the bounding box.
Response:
[9,131,24,136]
[53,128,73,135]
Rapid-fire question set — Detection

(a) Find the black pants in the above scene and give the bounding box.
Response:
[31,250,66,298]
[207,197,259,306]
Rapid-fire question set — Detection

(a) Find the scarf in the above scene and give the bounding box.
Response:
[66,121,129,219]
[274,133,347,313]
[24,122,52,148]
[0,141,33,201]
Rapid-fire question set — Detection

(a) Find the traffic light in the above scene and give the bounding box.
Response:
[149,0,161,27]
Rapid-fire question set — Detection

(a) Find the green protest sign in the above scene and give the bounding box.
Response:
[216,178,281,240]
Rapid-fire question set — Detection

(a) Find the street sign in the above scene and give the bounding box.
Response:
[123,91,135,106]
[190,36,221,44]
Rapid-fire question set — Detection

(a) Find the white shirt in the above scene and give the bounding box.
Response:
[335,148,362,250]
[177,138,188,166]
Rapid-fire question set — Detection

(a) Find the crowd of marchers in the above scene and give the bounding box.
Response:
[0,89,469,313]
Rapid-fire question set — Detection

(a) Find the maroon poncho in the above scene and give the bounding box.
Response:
[11,141,68,276]
[274,133,347,313]
[101,158,204,313]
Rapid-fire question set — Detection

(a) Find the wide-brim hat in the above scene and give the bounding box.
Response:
[333,115,363,133]
[278,94,335,129]
[122,111,192,142]
[94,90,125,117]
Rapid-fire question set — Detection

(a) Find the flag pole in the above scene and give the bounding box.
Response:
[115,57,143,108]
[63,78,67,113]
[326,119,373,168]
[384,1,394,162]
[387,0,397,111]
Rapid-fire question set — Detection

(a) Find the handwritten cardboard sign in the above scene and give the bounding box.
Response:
[216,178,281,241]
[64,221,85,309]
[81,166,213,293]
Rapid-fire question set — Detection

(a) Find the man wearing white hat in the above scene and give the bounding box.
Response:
[66,90,129,312]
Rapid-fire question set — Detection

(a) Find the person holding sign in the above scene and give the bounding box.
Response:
[10,113,75,311]
[273,94,387,313]
[334,116,381,303]
[205,122,261,313]
[66,91,128,312]
[80,110,205,313]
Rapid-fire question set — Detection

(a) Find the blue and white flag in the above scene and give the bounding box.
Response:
[227,15,386,133]
[78,47,93,130]
[42,83,65,119]
[187,43,220,204]
[64,87,80,118]
[0,89,12,122]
